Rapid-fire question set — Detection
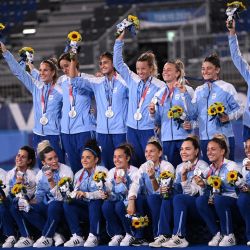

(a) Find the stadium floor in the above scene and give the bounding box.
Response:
[6,245,250,250]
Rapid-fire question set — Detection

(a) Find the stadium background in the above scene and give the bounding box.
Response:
[0,0,249,170]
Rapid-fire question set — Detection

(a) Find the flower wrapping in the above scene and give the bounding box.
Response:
[126,214,149,229]
[115,15,140,37]
[207,175,222,204]
[0,180,6,203]
[11,184,30,212]
[65,31,82,57]
[93,171,107,190]
[58,177,76,202]
[18,47,34,63]
[167,105,186,129]
[158,171,175,199]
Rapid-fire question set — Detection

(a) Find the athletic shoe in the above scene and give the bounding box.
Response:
[84,233,98,247]
[162,235,189,248]
[108,235,124,246]
[219,233,236,247]
[14,237,34,248]
[149,235,170,247]
[208,232,222,246]
[120,233,135,246]
[53,233,65,246]
[132,238,148,246]
[64,234,84,247]
[33,236,53,248]
[2,236,16,248]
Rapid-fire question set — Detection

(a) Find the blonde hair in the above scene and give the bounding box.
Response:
[167,59,185,81]
[137,51,158,77]
[37,140,51,155]
[211,133,229,159]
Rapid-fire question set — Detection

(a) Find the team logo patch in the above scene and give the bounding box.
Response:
[211,93,216,99]
[48,95,54,101]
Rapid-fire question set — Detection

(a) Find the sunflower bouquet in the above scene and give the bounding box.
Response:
[116,15,140,37]
[18,47,34,64]
[0,23,5,31]
[158,171,175,199]
[207,102,228,124]
[11,183,30,212]
[65,31,82,57]
[207,175,222,204]
[227,170,240,186]
[93,171,107,191]
[226,1,246,28]
[167,105,186,129]
[58,177,76,202]
[126,214,149,229]
[0,180,6,203]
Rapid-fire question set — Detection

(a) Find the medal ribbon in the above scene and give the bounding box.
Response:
[137,78,152,110]
[104,75,115,107]
[41,84,54,115]
[208,159,225,177]
[69,80,76,110]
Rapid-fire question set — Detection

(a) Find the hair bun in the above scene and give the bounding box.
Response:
[37,140,51,154]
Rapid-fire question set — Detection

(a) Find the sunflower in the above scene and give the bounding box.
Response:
[159,171,174,180]
[213,178,221,189]
[18,47,35,56]
[132,218,141,228]
[0,23,5,30]
[128,15,140,29]
[207,105,217,116]
[215,103,225,114]
[227,170,238,185]
[207,176,214,186]
[93,173,98,181]
[167,110,173,118]
[227,1,246,11]
[11,183,25,195]
[58,177,72,187]
[93,171,107,182]
[67,31,82,42]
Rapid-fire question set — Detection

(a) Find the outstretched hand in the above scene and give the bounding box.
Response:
[0,42,7,53]
[226,19,236,35]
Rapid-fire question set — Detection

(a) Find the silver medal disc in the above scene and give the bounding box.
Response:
[194,168,202,176]
[134,111,142,121]
[40,115,48,125]
[105,107,114,118]
[152,96,158,105]
[69,109,77,118]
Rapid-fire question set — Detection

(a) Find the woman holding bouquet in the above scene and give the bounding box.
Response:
[196,136,241,247]
[183,54,244,162]
[114,31,165,167]
[63,139,108,247]
[0,42,65,166]
[0,146,36,248]
[236,138,250,246]
[162,136,209,248]
[69,51,128,170]
[148,59,194,166]
[102,143,139,246]
[127,137,175,247]
[17,140,73,248]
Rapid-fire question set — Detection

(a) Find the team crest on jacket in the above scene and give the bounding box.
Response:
[211,93,217,99]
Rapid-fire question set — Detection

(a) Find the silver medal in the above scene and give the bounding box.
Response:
[134,109,142,121]
[40,115,48,125]
[105,106,114,118]
[69,108,77,118]
[194,168,202,176]
[152,96,158,105]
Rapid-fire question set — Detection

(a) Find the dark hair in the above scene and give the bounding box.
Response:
[82,139,101,164]
[183,135,200,156]
[204,53,220,68]
[41,57,58,82]
[58,52,79,70]
[99,51,113,62]
[38,146,55,162]
[147,137,163,151]
[20,146,36,169]
[115,143,134,164]
[137,51,158,77]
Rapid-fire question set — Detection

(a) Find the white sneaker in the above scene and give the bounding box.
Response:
[219,233,236,247]
[120,233,135,246]
[53,233,65,246]
[33,236,53,248]
[84,233,98,247]
[162,235,189,248]
[149,235,170,248]
[64,234,85,247]
[2,236,16,248]
[247,241,250,246]
[208,232,222,246]
[108,235,124,246]
[14,237,34,248]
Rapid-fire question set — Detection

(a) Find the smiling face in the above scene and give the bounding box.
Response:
[162,63,180,83]
[39,62,55,83]
[207,141,225,164]
[201,61,220,81]
[15,149,31,170]
[81,150,98,170]
[99,56,114,76]
[113,148,129,170]
[180,140,198,163]
[244,139,250,159]
[42,150,59,171]
[59,59,70,76]
[145,144,162,164]
[136,61,152,82]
